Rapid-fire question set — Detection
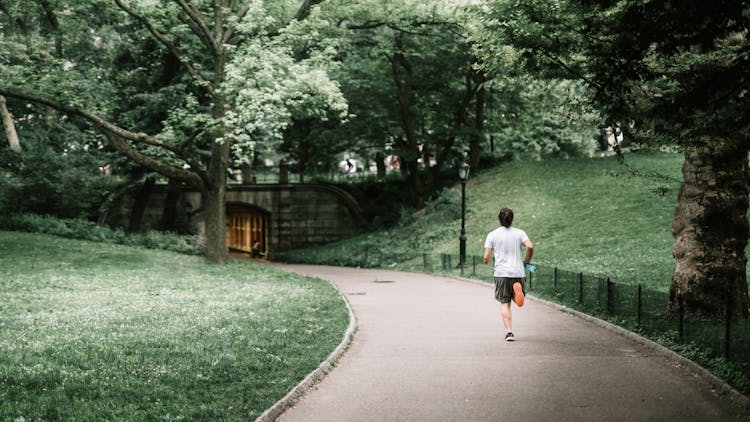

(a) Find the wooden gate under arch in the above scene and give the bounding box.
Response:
[226,205,268,258]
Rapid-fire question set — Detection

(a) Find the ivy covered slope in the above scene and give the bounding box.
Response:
[283,152,684,290]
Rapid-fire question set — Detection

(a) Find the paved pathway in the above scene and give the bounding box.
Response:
[273,265,748,421]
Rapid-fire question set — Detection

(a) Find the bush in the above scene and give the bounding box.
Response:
[0,134,128,221]
[275,187,463,267]
[0,213,205,255]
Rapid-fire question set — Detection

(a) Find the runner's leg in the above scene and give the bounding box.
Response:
[500,302,512,332]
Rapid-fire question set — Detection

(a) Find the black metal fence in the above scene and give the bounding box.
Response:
[420,253,750,380]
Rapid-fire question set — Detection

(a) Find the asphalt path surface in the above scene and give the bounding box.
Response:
[272,265,748,422]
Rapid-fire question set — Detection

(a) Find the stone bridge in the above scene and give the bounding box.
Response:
[111,183,366,258]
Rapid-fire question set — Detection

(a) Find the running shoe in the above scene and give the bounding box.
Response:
[505,332,515,341]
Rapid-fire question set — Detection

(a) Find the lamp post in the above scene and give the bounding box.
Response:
[458,161,470,273]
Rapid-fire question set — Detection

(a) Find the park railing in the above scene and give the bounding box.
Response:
[275,247,750,388]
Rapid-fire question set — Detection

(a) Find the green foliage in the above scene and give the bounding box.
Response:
[652,331,750,395]
[477,0,750,145]
[224,34,348,166]
[0,132,124,220]
[294,1,480,186]
[277,185,462,267]
[0,231,349,420]
[487,77,599,160]
[0,1,122,115]
[0,213,204,255]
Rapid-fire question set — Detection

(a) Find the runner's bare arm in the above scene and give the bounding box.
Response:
[523,240,534,264]
[483,247,493,265]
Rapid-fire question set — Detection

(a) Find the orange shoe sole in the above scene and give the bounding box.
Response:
[513,282,525,307]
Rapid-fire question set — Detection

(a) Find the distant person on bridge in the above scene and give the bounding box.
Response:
[483,208,534,341]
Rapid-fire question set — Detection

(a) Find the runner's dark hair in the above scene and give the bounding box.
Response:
[498,208,513,227]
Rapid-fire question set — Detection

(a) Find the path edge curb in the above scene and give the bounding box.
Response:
[254,280,358,422]
[452,275,750,416]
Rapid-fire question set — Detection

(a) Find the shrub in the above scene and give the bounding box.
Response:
[0,213,205,255]
[0,138,128,221]
[275,187,462,266]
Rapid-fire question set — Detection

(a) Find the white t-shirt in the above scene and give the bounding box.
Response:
[484,226,529,278]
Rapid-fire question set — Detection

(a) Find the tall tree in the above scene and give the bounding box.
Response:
[0,0,345,262]
[0,95,20,152]
[316,0,484,207]
[478,0,750,316]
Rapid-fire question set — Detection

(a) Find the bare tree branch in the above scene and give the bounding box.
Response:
[344,20,385,30]
[213,0,222,41]
[295,0,324,21]
[172,0,220,55]
[345,18,462,37]
[0,88,208,186]
[35,0,59,30]
[103,131,205,189]
[222,0,252,44]
[0,0,29,35]
[35,0,63,56]
[234,0,253,22]
[0,87,187,156]
[113,0,215,93]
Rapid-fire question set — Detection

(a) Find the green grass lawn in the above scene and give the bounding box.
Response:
[280,151,684,290]
[452,151,683,287]
[0,231,349,420]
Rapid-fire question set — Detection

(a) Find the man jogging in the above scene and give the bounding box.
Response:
[483,208,534,342]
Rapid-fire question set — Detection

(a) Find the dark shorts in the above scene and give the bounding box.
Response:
[494,277,526,304]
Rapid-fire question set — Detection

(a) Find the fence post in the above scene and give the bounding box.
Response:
[578,272,584,304]
[363,245,369,267]
[725,286,732,358]
[423,254,428,271]
[528,268,532,291]
[606,278,613,316]
[554,267,558,293]
[472,256,477,276]
[637,285,642,327]
[678,296,684,341]
[441,254,446,270]
[447,255,452,270]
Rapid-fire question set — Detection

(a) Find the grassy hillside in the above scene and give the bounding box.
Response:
[280,152,684,290]
[449,151,682,287]
[0,232,348,420]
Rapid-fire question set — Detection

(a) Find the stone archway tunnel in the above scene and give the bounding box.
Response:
[109,183,367,259]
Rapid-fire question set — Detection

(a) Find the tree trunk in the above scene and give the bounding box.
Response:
[670,138,750,317]
[202,119,230,262]
[202,182,228,263]
[160,179,180,231]
[203,45,231,263]
[375,151,386,177]
[129,177,156,233]
[470,75,485,169]
[0,95,21,152]
[390,34,424,208]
